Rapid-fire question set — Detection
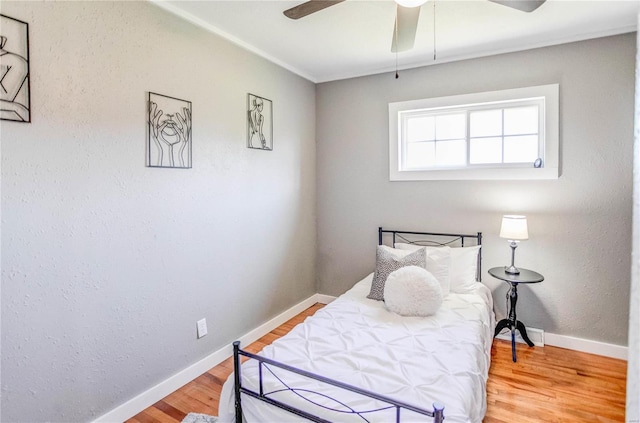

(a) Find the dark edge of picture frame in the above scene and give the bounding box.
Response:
[247,92,273,151]
[147,91,193,169]
[1,13,31,123]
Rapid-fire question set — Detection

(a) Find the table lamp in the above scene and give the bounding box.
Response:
[500,215,528,275]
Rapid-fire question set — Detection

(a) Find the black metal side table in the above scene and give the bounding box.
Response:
[488,267,544,362]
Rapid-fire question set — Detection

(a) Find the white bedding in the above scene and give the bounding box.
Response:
[219,273,495,423]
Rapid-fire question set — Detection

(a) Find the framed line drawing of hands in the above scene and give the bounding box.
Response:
[147,92,192,169]
[1,14,31,123]
[247,93,272,151]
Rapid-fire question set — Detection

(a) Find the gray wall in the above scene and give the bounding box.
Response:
[317,34,635,347]
[0,2,316,422]
[627,18,639,422]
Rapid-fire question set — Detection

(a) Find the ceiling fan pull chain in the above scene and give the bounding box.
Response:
[433,0,437,61]
[395,8,400,79]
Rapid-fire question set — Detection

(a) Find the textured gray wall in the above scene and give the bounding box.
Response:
[1,2,316,422]
[316,34,635,347]
[627,18,639,422]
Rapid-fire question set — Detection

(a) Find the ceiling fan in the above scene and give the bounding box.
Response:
[283,0,546,53]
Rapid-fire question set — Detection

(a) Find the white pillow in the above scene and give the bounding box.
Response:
[394,243,451,295]
[449,245,481,292]
[384,266,443,317]
[395,243,480,293]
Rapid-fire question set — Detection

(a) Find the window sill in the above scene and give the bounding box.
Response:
[390,166,559,181]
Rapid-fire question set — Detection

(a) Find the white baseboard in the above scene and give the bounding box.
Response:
[496,327,545,347]
[544,332,628,361]
[92,293,322,423]
[316,294,336,304]
[495,326,627,360]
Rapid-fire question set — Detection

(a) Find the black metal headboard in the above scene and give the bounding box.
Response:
[378,227,483,282]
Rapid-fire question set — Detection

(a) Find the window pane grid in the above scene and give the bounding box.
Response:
[402,100,542,170]
[408,136,468,143]
[470,132,539,139]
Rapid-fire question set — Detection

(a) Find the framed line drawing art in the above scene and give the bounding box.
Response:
[147,92,192,169]
[0,14,31,123]
[247,93,273,150]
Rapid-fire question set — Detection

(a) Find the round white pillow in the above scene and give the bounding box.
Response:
[384,266,443,317]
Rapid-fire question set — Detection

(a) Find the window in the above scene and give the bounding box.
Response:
[389,84,559,181]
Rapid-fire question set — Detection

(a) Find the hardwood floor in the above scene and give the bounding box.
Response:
[128,304,627,423]
[484,339,626,423]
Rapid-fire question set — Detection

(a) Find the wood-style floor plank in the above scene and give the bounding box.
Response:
[484,340,626,423]
[129,303,627,422]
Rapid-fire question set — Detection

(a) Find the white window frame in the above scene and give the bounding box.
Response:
[389,84,559,181]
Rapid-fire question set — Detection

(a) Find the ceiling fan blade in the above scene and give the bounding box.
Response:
[391,5,421,53]
[488,0,546,13]
[283,0,346,19]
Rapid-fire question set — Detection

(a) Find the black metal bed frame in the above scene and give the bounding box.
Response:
[231,227,483,423]
[378,227,483,282]
[233,342,444,423]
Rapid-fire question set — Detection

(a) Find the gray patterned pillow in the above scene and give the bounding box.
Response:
[367,246,427,301]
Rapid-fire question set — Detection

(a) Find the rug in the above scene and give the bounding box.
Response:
[181,412,218,423]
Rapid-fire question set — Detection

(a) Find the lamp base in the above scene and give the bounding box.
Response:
[504,265,520,275]
[505,241,520,275]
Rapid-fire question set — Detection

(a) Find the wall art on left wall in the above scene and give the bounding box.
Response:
[0,14,31,123]
[247,93,273,151]
[147,92,192,169]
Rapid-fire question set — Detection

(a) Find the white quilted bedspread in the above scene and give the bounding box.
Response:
[219,274,494,423]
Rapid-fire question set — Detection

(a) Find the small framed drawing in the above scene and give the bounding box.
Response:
[0,14,31,123]
[147,92,192,169]
[247,93,273,150]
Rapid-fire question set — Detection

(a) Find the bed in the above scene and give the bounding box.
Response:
[218,228,495,423]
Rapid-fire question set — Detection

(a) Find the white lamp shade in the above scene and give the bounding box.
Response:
[500,215,529,240]
[395,0,428,7]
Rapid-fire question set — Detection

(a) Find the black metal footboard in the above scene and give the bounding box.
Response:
[233,341,445,423]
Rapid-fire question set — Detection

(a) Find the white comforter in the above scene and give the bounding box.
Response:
[219,273,495,423]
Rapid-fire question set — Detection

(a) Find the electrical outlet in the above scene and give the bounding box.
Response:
[197,318,208,339]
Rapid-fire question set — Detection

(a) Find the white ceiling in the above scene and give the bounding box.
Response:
[152,0,640,83]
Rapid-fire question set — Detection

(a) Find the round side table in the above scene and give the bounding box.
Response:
[488,266,544,362]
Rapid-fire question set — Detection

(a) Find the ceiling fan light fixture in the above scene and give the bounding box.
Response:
[395,0,428,8]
